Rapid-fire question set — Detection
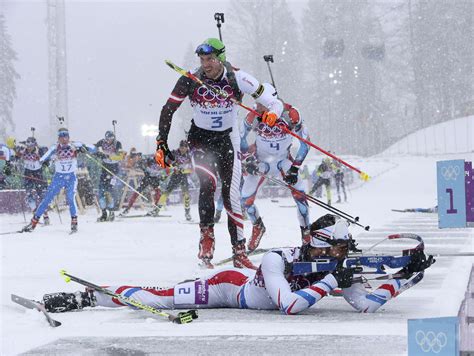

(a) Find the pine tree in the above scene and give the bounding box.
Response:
[0,13,20,140]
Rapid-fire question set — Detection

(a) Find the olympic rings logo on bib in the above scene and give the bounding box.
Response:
[415,330,448,353]
[256,122,286,138]
[197,84,233,102]
[441,165,460,181]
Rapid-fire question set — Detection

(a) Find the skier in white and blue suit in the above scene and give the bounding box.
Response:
[22,128,95,234]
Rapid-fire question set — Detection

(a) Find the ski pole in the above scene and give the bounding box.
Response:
[112,120,118,147]
[60,270,197,324]
[53,195,63,224]
[84,152,158,208]
[264,174,358,221]
[263,55,277,90]
[258,57,367,181]
[214,13,224,41]
[164,60,370,181]
[18,190,26,223]
[31,127,35,138]
[264,175,370,230]
[283,130,370,181]
[13,172,48,184]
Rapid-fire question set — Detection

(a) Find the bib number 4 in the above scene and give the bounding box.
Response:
[270,142,280,151]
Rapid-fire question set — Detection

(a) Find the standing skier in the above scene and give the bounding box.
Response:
[16,137,50,224]
[95,131,125,222]
[240,100,311,251]
[21,128,94,234]
[149,140,193,220]
[310,158,334,205]
[0,137,17,189]
[120,154,166,216]
[155,38,283,269]
[333,158,347,203]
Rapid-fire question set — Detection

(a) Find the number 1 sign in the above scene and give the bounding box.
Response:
[437,159,472,228]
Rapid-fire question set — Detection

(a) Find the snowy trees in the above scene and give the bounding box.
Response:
[409,0,474,128]
[301,0,388,155]
[0,14,20,140]
[223,0,473,156]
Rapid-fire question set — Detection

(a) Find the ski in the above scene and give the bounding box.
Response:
[0,230,24,235]
[60,270,197,324]
[178,220,222,225]
[215,247,274,266]
[391,208,436,213]
[11,294,62,327]
[118,214,172,219]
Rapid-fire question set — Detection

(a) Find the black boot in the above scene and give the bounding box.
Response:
[107,210,115,221]
[185,208,192,221]
[71,216,78,234]
[98,209,108,222]
[43,290,96,313]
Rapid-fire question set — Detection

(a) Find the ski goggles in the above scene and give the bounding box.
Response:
[310,233,350,248]
[26,138,37,146]
[58,130,69,138]
[195,43,224,57]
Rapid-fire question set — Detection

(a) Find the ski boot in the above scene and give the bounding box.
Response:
[21,216,39,232]
[97,209,108,222]
[214,210,222,223]
[70,216,78,234]
[198,224,215,269]
[43,214,50,226]
[146,206,162,217]
[43,290,96,313]
[300,226,311,245]
[233,242,257,270]
[185,208,192,221]
[119,207,130,217]
[107,210,115,222]
[336,198,342,203]
[248,217,266,252]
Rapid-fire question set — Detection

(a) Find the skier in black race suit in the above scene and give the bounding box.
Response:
[155,38,283,269]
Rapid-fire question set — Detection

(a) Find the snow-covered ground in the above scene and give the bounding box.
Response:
[1,152,473,355]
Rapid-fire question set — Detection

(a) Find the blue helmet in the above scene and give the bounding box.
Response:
[58,128,70,138]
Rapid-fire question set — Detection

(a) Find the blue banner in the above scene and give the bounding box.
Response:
[408,317,458,356]
[437,160,466,228]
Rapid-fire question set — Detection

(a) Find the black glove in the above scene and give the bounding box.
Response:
[41,161,50,169]
[3,162,12,176]
[95,151,107,159]
[242,155,259,175]
[284,165,299,185]
[331,263,354,289]
[78,145,88,154]
[403,249,436,274]
[155,136,174,168]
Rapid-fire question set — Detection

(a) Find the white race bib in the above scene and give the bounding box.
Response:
[173,280,209,305]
